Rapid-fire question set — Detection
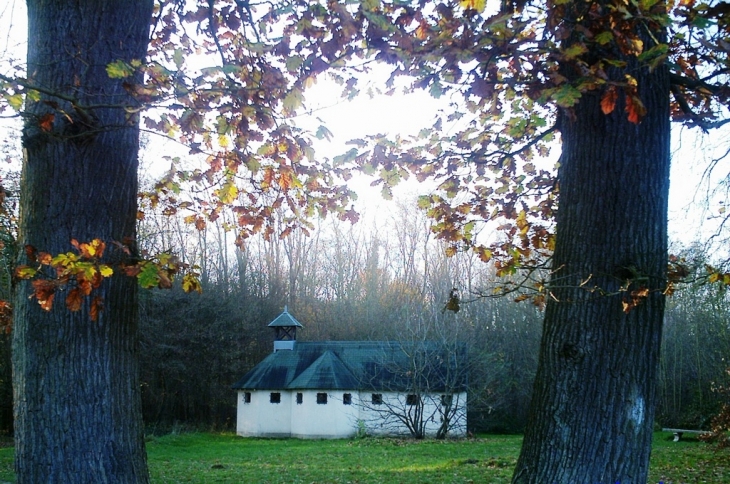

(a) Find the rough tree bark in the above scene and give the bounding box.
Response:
[512,7,671,484]
[13,1,153,482]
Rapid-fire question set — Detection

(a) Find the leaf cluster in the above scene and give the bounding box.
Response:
[14,238,202,322]
[15,239,114,321]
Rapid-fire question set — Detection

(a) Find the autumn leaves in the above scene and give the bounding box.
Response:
[15,238,201,323]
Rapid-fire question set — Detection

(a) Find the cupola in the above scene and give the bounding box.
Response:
[268,306,303,352]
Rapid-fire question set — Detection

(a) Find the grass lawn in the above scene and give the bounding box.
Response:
[0,432,727,483]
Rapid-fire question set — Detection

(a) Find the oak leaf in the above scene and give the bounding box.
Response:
[182,274,202,294]
[66,287,83,312]
[459,0,486,12]
[137,263,160,289]
[278,170,292,190]
[625,95,646,124]
[76,239,106,258]
[6,93,23,112]
[78,277,93,296]
[32,280,56,311]
[15,266,37,279]
[124,265,141,277]
[90,296,103,322]
[157,270,173,289]
[25,245,37,262]
[600,87,618,115]
[39,113,55,132]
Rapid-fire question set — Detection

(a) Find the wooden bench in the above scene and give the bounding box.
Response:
[662,428,711,442]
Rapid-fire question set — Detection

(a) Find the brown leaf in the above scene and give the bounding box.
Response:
[79,277,93,295]
[600,87,618,115]
[78,239,106,259]
[123,265,141,277]
[443,288,460,313]
[90,270,103,290]
[90,296,103,322]
[194,216,206,231]
[39,113,55,132]
[625,95,646,124]
[262,167,275,189]
[415,21,429,40]
[32,280,56,311]
[157,270,172,289]
[25,245,37,262]
[66,287,83,312]
[38,252,52,265]
[278,170,292,190]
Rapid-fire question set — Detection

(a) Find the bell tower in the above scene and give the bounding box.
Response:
[268,306,303,352]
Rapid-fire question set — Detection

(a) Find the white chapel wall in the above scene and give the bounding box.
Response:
[237,389,467,438]
[236,390,293,437]
[290,390,361,438]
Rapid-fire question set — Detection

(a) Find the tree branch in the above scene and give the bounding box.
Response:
[669,72,722,95]
[669,73,730,131]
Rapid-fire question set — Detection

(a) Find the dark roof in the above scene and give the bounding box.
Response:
[267,307,303,328]
[232,341,468,392]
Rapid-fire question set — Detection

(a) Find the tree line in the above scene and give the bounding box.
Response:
[137,201,730,435]
[2,183,723,436]
[0,160,725,436]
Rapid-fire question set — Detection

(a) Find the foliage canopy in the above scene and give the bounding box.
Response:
[1,0,728,311]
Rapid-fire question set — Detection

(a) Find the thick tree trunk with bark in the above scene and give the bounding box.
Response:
[13,1,153,482]
[512,12,671,484]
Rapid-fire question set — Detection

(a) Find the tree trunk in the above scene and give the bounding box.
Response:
[512,11,670,484]
[13,1,153,482]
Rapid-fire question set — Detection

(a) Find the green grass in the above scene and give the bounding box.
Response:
[145,432,520,483]
[0,432,727,483]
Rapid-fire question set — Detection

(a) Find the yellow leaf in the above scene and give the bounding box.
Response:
[459,0,486,12]
[15,266,37,279]
[106,60,135,79]
[99,265,114,278]
[218,134,229,149]
[628,38,643,56]
[6,93,23,112]
[217,182,238,204]
[415,21,428,40]
[182,274,203,294]
[516,210,529,234]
